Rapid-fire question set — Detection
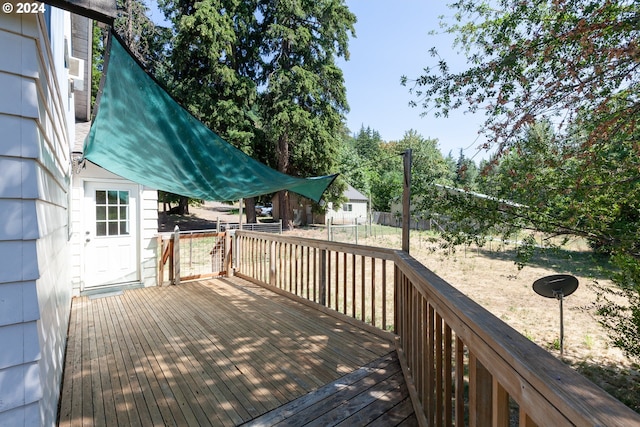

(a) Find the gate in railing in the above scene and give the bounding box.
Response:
[233,230,640,427]
[158,227,231,285]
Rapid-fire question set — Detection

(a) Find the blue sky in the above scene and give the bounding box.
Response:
[340,0,488,160]
[149,0,489,161]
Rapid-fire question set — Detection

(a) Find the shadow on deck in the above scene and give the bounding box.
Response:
[57,278,417,426]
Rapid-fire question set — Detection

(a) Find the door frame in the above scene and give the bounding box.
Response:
[80,178,143,292]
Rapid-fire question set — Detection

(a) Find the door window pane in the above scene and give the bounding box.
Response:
[96,222,107,236]
[108,206,118,220]
[96,206,106,221]
[95,189,130,237]
[96,190,106,204]
[119,191,129,204]
[108,221,119,235]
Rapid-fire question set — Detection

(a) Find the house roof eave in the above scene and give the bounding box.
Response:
[45,0,117,24]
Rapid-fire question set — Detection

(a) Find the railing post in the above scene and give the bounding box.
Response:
[168,240,174,284]
[224,231,233,276]
[173,225,180,285]
[319,249,327,306]
[230,230,238,275]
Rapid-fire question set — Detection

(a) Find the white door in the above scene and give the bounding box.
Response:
[84,182,139,288]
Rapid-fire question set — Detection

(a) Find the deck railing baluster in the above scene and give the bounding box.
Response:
[312,247,317,303]
[259,238,263,283]
[427,300,435,425]
[493,377,509,427]
[382,260,387,331]
[279,241,284,289]
[335,251,339,311]
[351,253,356,318]
[294,244,298,296]
[320,248,327,306]
[455,336,465,427]
[444,324,453,427]
[436,312,444,427]
[343,252,347,314]
[361,255,366,322]
[327,250,332,308]
[371,257,376,328]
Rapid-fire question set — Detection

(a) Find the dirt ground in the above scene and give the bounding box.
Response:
[162,202,640,412]
[158,201,242,232]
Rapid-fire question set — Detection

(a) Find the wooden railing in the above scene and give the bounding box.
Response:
[158,227,231,285]
[234,230,640,427]
[234,230,395,331]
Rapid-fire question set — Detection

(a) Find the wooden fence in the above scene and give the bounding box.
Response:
[233,230,640,427]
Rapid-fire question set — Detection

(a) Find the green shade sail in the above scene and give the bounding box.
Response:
[84,34,337,202]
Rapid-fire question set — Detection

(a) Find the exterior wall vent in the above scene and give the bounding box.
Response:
[68,56,85,91]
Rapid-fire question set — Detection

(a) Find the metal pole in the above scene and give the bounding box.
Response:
[368,192,372,237]
[402,149,412,253]
[559,293,564,356]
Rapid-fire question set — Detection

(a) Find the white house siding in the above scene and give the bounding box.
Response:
[140,190,159,286]
[325,185,369,224]
[0,8,74,427]
[70,160,159,293]
[326,201,368,223]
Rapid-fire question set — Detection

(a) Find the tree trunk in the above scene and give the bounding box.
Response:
[278,190,293,230]
[178,196,189,215]
[126,0,132,44]
[245,197,257,224]
[277,133,292,229]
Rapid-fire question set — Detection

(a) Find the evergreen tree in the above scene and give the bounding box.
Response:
[158,0,262,217]
[454,149,478,189]
[354,125,382,161]
[258,0,356,228]
[115,0,169,70]
[159,0,260,151]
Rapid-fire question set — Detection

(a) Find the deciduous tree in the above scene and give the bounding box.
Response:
[406,0,640,360]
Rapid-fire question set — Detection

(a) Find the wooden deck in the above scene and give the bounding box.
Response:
[58,277,417,426]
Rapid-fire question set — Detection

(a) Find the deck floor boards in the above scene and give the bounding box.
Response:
[58,277,415,426]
